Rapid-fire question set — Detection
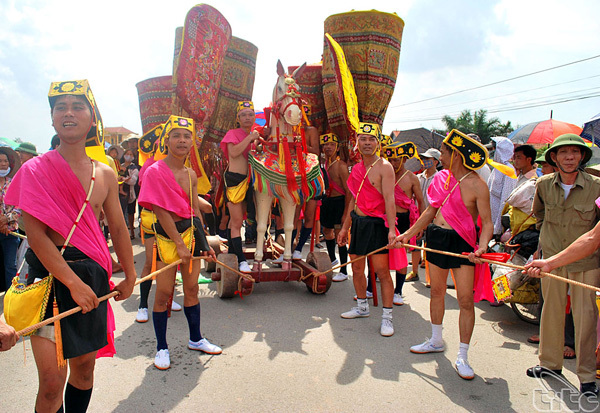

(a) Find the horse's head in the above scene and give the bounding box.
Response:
[272,60,307,126]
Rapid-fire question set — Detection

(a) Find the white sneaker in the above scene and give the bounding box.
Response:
[171,301,182,311]
[410,338,445,354]
[381,318,394,337]
[455,357,475,380]
[292,250,302,260]
[217,235,228,243]
[136,308,149,323]
[188,338,222,355]
[272,255,284,264]
[331,259,340,267]
[154,349,170,370]
[332,273,348,282]
[341,306,370,319]
[353,291,373,300]
[239,261,251,272]
[393,293,404,306]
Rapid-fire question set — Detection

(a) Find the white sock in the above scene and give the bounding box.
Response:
[357,298,369,312]
[431,323,443,345]
[382,307,393,320]
[458,342,469,360]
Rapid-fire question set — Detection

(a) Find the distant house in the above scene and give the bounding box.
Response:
[104,126,137,147]
[390,128,445,152]
[389,128,445,172]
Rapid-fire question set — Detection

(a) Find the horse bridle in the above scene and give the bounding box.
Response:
[274,77,303,121]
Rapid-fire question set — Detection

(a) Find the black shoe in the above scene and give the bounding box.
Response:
[580,382,599,398]
[526,365,562,378]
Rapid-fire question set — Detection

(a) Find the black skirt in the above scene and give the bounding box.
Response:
[26,247,109,359]
[348,211,389,256]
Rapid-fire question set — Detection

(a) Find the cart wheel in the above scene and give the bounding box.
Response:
[510,301,540,325]
[306,251,333,294]
[215,254,239,299]
[205,236,222,273]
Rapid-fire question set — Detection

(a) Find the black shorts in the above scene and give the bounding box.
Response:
[395,212,410,233]
[425,224,474,269]
[348,211,389,256]
[321,196,345,229]
[154,217,210,257]
[26,247,110,359]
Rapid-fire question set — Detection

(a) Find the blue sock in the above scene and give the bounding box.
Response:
[152,311,168,351]
[184,303,202,342]
[395,271,406,295]
[295,226,313,252]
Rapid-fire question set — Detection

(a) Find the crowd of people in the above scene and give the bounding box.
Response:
[0,79,599,412]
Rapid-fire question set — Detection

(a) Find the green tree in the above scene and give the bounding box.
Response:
[436,109,514,144]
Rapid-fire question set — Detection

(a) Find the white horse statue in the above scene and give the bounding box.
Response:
[248,60,324,270]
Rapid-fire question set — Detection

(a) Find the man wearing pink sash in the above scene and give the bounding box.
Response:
[383,141,425,306]
[338,122,406,338]
[220,101,259,272]
[5,80,137,412]
[138,115,221,371]
[320,133,351,282]
[397,129,493,380]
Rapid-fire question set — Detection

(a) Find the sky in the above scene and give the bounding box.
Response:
[1,0,599,152]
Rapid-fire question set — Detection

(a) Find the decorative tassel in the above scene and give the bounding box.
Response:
[53,301,67,368]
[151,242,157,276]
[282,137,298,194]
[189,238,195,274]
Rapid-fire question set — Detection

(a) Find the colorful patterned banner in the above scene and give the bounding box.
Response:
[136,75,173,134]
[322,10,404,128]
[174,4,232,136]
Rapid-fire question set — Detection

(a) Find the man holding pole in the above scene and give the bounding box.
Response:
[337,122,402,337]
[5,79,137,413]
[395,130,493,380]
[138,115,220,371]
[524,134,600,398]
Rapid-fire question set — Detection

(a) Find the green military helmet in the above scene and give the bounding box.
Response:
[544,133,592,167]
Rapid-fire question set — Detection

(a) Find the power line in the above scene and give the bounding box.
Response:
[387,93,600,124]
[390,54,600,108]
[394,74,600,115]
[386,87,600,122]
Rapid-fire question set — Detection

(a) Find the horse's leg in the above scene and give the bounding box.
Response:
[254,190,272,269]
[279,196,297,269]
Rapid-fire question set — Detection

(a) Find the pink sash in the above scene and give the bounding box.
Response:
[5,150,116,357]
[347,161,407,269]
[427,170,494,302]
[138,160,192,219]
[394,184,420,245]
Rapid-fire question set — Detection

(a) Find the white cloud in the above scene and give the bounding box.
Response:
[0,0,598,151]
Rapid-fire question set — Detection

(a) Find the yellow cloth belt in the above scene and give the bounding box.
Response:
[227,178,249,204]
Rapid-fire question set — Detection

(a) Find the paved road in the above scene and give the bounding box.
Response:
[1,240,597,412]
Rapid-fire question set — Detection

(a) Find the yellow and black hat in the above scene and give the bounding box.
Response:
[443,129,488,170]
[139,124,165,156]
[158,115,195,157]
[320,133,339,145]
[380,134,393,149]
[302,104,311,117]
[48,79,103,148]
[357,122,381,140]
[384,141,418,159]
[237,101,254,113]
